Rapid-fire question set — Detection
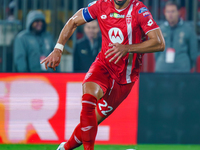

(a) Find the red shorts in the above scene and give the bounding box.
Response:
[83,60,134,118]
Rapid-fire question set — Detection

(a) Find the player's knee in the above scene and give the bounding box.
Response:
[81,94,97,123]
[82,82,103,100]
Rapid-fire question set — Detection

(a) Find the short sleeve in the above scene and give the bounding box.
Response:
[136,4,159,34]
[82,1,99,22]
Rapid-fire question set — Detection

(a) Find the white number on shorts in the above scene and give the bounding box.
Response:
[98,100,113,116]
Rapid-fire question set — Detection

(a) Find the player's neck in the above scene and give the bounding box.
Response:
[114,0,130,10]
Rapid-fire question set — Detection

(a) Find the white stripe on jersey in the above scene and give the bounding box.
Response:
[108,79,115,95]
[126,4,134,84]
[145,27,160,35]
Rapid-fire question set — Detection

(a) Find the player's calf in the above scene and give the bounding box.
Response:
[63,124,82,150]
[81,94,98,150]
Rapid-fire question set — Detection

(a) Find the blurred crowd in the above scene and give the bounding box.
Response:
[0,0,199,73]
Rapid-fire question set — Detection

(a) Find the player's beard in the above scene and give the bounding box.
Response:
[114,0,128,6]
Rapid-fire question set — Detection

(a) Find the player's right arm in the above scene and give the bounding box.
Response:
[41,9,87,71]
[57,9,86,46]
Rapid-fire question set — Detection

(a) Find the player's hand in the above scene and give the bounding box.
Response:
[40,49,62,71]
[105,43,129,64]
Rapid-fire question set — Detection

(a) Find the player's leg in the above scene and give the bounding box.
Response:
[81,82,104,150]
[60,80,134,150]
[58,60,110,150]
[65,81,133,150]
[96,80,135,124]
[62,109,105,150]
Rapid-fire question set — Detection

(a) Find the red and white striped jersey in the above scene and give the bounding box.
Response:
[82,0,159,84]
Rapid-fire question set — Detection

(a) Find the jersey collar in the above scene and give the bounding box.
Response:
[113,0,137,12]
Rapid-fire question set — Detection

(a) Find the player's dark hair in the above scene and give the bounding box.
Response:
[165,1,180,10]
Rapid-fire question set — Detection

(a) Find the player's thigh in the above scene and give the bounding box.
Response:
[82,60,112,100]
[96,81,134,119]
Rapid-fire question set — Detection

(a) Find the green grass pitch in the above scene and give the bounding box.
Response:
[0,144,200,150]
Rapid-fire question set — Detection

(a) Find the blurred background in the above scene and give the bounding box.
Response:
[0,0,200,149]
[0,0,199,73]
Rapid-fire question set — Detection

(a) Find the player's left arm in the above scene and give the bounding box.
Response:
[129,4,165,54]
[106,28,165,64]
[128,28,165,53]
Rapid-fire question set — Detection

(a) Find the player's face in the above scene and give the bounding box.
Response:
[31,20,44,34]
[165,5,179,25]
[84,21,99,40]
[114,0,128,7]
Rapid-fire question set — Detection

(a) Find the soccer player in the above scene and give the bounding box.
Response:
[41,0,165,150]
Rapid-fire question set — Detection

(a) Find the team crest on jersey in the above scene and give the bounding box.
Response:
[110,13,125,19]
[88,1,97,7]
[126,14,132,24]
[108,28,124,44]
[138,7,148,14]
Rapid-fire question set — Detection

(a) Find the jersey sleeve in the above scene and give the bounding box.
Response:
[82,1,99,22]
[136,4,159,34]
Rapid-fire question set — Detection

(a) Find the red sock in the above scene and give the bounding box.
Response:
[81,94,97,150]
[64,124,82,150]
